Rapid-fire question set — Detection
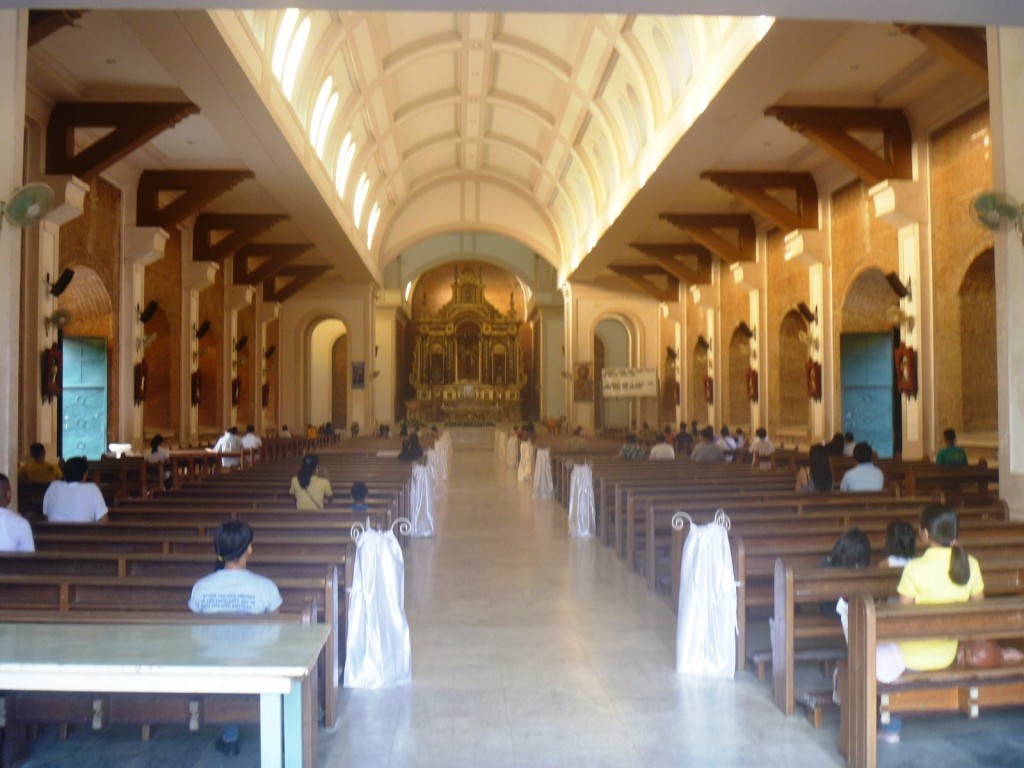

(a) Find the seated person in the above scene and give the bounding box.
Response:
[566,426,588,453]
[17,442,62,483]
[146,433,170,464]
[690,427,725,463]
[796,444,833,492]
[280,424,292,438]
[0,473,34,552]
[839,442,884,492]
[648,434,676,460]
[350,481,369,512]
[935,427,968,466]
[42,456,108,523]
[748,427,774,465]
[616,433,645,460]
[289,454,332,510]
[240,424,263,455]
[189,520,282,755]
[843,431,856,457]
[398,433,423,461]
[881,520,916,568]
[674,423,694,456]
[825,528,871,619]
[208,427,242,468]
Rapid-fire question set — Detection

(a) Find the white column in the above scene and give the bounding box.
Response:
[871,178,929,460]
[989,27,1024,515]
[120,226,168,446]
[373,290,401,428]
[256,299,280,434]
[181,257,218,445]
[224,280,255,429]
[690,277,719,427]
[731,259,761,430]
[784,229,830,442]
[535,296,566,425]
[0,11,27,486]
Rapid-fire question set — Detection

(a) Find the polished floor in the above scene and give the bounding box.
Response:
[19,441,1024,767]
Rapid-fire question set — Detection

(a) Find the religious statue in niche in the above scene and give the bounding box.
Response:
[574,363,594,402]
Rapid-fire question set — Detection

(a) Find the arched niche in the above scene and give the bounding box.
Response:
[310,319,347,428]
[779,310,809,428]
[959,248,996,434]
[690,341,707,423]
[595,317,631,430]
[727,326,750,434]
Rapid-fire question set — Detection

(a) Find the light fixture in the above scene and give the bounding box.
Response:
[46,268,75,297]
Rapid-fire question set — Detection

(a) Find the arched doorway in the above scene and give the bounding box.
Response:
[310,319,347,429]
[595,318,630,430]
[840,268,900,458]
[690,340,708,424]
[727,327,751,434]
[56,266,114,459]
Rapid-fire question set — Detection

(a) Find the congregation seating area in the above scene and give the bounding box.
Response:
[543,446,1024,767]
[1,435,423,767]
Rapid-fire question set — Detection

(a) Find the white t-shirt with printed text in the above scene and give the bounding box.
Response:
[188,569,283,614]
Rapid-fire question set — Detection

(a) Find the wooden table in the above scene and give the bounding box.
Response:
[0,622,329,767]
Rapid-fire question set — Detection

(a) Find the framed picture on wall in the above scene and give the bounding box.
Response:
[703,375,714,405]
[806,359,822,401]
[190,371,201,406]
[133,359,148,404]
[573,362,594,402]
[746,368,758,403]
[894,343,918,396]
[261,381,270,408]
[41,343,62,402]
[352,361,366,389]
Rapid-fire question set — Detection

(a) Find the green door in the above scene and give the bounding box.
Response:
[61,337,108,459]
[840,332,898,459]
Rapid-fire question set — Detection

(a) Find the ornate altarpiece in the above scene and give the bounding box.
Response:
[409,267,525,422]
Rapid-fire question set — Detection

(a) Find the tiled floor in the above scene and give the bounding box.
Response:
[18,442,1024,766]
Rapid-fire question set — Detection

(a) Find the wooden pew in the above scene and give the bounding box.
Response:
[0,568,341,728]
[844,597,1024,768]
[772,559,1024,719]
[902,462,999,503]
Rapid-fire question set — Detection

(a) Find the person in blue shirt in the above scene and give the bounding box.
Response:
[351,481,369,512]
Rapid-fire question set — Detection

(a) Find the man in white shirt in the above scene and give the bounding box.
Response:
[240,424,262,459]
[42,457,108,523]
[748,427,774,466]
[843,432,856,457]
[0,473,35,551]
[839,442,885,492]
[648,434,676,460]
[210,427,242,468]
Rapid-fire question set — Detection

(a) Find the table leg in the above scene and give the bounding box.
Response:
[260,691,283,768]
[283,679,305,768]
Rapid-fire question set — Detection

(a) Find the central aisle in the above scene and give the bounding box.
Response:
[325,448,842,767]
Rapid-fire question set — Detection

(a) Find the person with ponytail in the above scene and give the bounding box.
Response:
[189,521,282,754]
[289,454,332,510]
[874,505,984,742]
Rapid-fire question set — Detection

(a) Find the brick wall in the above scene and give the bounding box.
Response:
[143,227,182,440]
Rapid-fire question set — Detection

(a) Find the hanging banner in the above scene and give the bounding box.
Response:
[601,367,659,398]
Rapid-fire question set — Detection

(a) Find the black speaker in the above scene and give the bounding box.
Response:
[138,300,159,324]
[885,271,911,299]
[195,320,211,339]
[797,302,818,324]
[47,268,75,297]
[738,321,755,339]
[264,345,277,359]
[234,335,249,352]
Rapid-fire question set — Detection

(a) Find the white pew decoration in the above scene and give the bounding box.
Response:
[517,440,535,483]
[495,429,507,462]
[567,462,596,538]
[674,509,737,678]
[505,434,519,467]
[409,463,436,537]
[532,447,554,499]
[426,449,443,499]
[344,517,413,689]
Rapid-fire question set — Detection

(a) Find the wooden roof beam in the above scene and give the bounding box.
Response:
[263,265,332,303]
[898,25,988,89]
[764,106,912,186]
[193,213,288,262]
[137,170,254,229]
[629,243,713,285]
[700,171,819,231]
[29,10,85,46]
[607,265,679,303]
[46,101,199,181]
[233,243,313,286]
[659,214,756,264]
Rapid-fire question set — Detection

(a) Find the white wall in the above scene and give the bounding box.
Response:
[309,319,345,426]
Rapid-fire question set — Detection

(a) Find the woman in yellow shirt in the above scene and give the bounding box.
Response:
[289,454,332,510]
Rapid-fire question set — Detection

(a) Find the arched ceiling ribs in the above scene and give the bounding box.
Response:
[379,31,463,75]
[618,28,669,124]
[490,38,574,83]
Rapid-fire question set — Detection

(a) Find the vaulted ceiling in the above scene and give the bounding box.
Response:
[25,2,1018,298]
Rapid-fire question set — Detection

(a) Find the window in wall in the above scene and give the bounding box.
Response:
[335,132,355,200]
[271,8,299,80]
[281,17,311,100]
[366,203,381,249]
[353,172,370,227]
[310,77,339,158]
